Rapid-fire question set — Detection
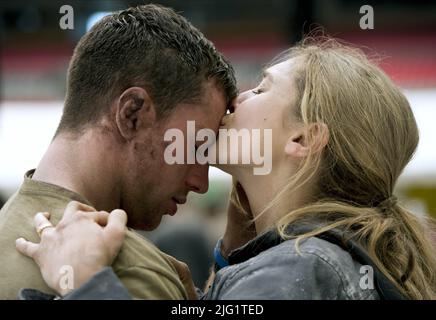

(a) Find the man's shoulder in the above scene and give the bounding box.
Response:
[0,182,186,299]
[0,190,73,299]
[114,229,175,271]
[0,183,81,223]
[111,229,187,299]
[0,188,74,239]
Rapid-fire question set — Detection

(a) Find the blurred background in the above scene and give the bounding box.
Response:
[1,0,435,288]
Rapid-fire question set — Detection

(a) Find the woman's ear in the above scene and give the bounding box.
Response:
[284,123,329,158]
[115,87,156,140]
[284,129,310,158]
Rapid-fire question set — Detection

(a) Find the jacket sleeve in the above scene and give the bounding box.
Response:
[64,267,132,300]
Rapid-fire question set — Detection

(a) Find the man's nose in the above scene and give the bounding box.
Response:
[186,164,209,194]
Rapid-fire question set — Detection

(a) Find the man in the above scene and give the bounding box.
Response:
[0,4,236,299]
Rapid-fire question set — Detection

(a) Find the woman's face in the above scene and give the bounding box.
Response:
[216,58,302,177]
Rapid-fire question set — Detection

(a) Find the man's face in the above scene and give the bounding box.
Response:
[121,81,227,230]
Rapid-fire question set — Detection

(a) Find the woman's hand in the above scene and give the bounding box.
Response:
[15,201,127,296]
[221,180,257,258]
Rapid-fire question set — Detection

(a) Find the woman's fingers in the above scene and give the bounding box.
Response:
[15,206,128,296]
[34,206,117,234]
[233,179,252,217]
[34,212,50,226]
[63,201,96,220]
[34,212,54,238]
[104,209,127,255]
[106,209,128,238]
[15,238,39,259]
[82,211,110,226]
[60,201,109,226]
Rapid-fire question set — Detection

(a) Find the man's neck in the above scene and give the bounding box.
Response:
[32,131,121,211]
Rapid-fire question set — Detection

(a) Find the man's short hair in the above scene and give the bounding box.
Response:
[57,4,237,135]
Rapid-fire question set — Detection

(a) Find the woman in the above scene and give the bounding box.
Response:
[16,38,436,299]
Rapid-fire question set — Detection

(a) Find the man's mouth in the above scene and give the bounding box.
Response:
[168,197,187,216]
[172,196,187,205]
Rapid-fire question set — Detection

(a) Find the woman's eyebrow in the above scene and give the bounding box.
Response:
[262,70,274,83]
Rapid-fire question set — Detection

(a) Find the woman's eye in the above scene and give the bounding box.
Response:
[252,88,263,95]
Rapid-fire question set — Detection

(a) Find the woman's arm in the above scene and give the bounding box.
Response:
[62,255,196,300]
[15,200,198,300]
[62,267,132,300]
[15,201,128,297]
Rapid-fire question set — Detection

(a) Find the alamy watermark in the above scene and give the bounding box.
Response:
[164,121,272,175]
[359,265,374,290]
[359,5,374,30]
[59,4,375,33]
[59,265,74,292]
[59,5,74,30]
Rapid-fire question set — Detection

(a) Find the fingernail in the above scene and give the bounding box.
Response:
[36,212,50,218]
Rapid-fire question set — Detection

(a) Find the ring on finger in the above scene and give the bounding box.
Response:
[36,223,54,237]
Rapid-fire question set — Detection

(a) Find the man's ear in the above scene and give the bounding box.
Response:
[115,87,156,140]
[284,123,329,158]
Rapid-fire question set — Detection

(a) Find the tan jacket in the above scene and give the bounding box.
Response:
[0,170,187,300]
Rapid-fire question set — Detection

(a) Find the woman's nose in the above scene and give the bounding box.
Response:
[235,89,252,107]
[231,94,245,112]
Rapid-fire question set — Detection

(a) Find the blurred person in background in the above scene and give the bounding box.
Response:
[17,37,436,299]
[148,222,213,288]
[0,4,237,299]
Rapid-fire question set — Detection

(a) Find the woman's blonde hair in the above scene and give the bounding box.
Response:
[234,37,436,299]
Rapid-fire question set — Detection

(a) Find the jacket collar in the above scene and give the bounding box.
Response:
[228,222,325,265]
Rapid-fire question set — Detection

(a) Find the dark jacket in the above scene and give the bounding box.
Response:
[203,223,406,299]
[20,223,407,300]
